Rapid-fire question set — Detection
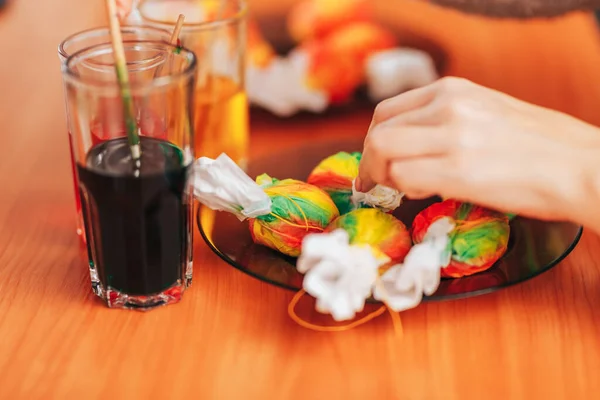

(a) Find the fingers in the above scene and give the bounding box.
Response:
[370,83,439,128]
[354,171,376,194]
[357,124,451,192]
[358,77,475,192]
[388,158,448,200]
[358,84,445,192]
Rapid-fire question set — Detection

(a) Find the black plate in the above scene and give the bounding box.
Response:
[197,138,583,301]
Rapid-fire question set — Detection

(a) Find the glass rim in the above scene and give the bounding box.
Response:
[138,0,248,31]
[62,40,197,93]
[58,25,172,60]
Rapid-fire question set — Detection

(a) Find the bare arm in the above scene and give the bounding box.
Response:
[430,0,600,18]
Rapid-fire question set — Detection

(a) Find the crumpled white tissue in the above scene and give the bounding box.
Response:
[192,153,272,221]
[246,50,329,117]
[365,48,439,102]
[373,217,455,312]
[297,229,382,322]
[351,179,403,212]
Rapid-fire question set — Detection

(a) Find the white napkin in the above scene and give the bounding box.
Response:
[373,217,455,311]
[366,48,439,102]
[351,179,403,212]
[297,229,384,321]
[246,50,329,117]
[192,153,272,221]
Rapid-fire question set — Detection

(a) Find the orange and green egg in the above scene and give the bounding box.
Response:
[307,151,362,215]
[248,174,339,257]
[412,199,510,278]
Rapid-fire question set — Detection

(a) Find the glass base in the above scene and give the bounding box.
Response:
[95,281,185,311]
[184,261,193,288]
[77,239,101,296]
[89,266,102,297]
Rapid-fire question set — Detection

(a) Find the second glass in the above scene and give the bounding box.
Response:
[138,0,250,169]
[62,41,197,310]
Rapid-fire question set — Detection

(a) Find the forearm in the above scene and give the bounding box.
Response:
[559,146,600,234]
[430,0,600,18]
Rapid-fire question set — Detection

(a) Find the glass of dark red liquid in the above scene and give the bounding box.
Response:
[58,26,171,245]
[61,40,197,310]
[58,26,171,294]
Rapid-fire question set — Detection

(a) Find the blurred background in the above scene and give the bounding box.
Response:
[2,0,600,166]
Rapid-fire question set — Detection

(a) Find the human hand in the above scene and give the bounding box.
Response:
[356,77,600,225]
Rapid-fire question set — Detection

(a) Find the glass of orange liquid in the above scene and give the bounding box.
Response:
[138,0,249,169]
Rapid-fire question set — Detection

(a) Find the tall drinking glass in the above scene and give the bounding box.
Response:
[138,0,249,170]
[58,26,172,245]
[62,41,197,310]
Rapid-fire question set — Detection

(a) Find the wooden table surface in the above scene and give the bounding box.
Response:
[2,0,600,398]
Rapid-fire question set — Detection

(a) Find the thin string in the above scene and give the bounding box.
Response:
[373,277,404,337]
[269,213,325,232]
[267,191,311,232]
[257,220,313,243]
[287,269,404,336]
[288,290,388,332]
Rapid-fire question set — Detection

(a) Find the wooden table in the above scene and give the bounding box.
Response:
[2,0,600,398]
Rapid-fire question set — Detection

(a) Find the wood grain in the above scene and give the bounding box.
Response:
[2,0,600,398]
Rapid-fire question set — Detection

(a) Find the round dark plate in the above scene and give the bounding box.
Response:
[197,138,583,301]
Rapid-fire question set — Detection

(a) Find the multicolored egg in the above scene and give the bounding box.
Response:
[325,208,411,263]
[307,151,361,214]
[300,21,397,104]
[412,200,510,278]
[287,0,372,42]
[249,174,340,257]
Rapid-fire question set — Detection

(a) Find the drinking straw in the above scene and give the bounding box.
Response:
[105,0,142,163]
[153,14,185,78]
[169,14,185,44]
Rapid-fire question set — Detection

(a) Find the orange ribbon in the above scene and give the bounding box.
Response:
[288,289,403,336]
